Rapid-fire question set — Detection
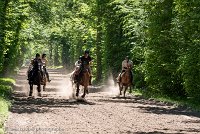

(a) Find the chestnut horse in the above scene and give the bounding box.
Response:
[41,66,47,91]
[118,68,132,97]
[76,65,90,98]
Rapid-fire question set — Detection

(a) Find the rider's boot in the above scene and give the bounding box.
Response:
[47,76,51,82]
[46,72,51,82]
[117,76,121,83]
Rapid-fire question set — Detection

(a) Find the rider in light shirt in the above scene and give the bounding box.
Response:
[41,54,51,82]
[117,56,133,85]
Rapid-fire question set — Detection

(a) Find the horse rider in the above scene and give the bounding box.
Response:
[75,50,92,85]
[80,50,92,85]
[117,56,133,85]
[41,53,51,82]
[28,53,42,81]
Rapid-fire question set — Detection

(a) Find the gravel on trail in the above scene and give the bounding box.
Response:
[5,68,200,134]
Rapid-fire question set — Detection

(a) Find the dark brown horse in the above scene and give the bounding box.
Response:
[28,61,45,97]
[75,65,90,98]
[28,71,42,97]
[118,68,132,97]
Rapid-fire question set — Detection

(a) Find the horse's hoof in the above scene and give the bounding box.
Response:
[76,93,79,97]
[81,95,85,98]
[38,92,42,97]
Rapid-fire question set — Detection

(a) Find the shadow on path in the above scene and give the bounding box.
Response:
[98,96,200,119]
[10,96,96,114]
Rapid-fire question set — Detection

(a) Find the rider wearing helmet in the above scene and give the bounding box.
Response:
[117,56,133,84]
[28,53,42,81]
[80,50,92,85]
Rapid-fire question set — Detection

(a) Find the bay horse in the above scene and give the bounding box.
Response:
[28,60,46,96]
[118,68,132,97]
[75,65,90,98]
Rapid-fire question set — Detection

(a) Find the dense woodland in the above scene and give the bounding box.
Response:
[1,0,200,100]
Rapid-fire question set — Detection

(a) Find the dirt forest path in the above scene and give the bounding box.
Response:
[5,68,200,134]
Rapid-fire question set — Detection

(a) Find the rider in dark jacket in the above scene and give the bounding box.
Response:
[28,53,42,81]
[76,50,92,85]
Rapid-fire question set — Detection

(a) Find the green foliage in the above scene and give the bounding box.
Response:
[0,97,11,134]
[142,0,186,97]
[0,77,13,133]
[1,0,200,101]
[173,0,200,99]
[0,78,15,86]
[0,78,15,98]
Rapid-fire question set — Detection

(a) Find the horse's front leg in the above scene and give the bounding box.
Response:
[81,86,87,98]
[29,83,33,96]
[124,86,128,98]
[119,83,122,95]
[43,84,46,91]
[37,84,42,97]
[76,83,80,97]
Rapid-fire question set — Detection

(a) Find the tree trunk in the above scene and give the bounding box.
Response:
[96,17,102,82]
[95,0,103,82]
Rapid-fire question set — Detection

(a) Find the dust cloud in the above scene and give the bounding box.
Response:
[54,72,74,99]
[103,74,119,96]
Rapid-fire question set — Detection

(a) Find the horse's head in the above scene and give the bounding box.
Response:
[125,68,132,75]
[81,64,90,73]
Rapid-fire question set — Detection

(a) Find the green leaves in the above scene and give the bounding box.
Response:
[1,0,200,99]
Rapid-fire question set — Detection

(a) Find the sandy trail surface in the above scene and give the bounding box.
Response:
[5,68,200,134]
